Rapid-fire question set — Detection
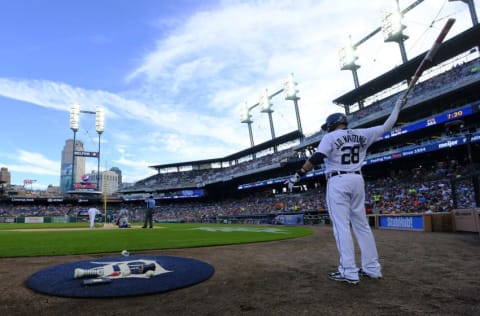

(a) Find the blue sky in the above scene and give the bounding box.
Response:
[0,0,477,189]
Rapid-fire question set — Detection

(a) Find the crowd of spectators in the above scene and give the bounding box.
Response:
[128,147,295,192]
[1,159,477,223]
[2,56,479,223]
[125,55,480,196]
[365,159,476,215]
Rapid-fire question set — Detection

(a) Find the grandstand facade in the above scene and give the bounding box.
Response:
[1,2,479,226]
[118,16,480,213]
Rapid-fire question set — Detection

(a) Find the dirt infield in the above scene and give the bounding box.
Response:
[1,226,479,316]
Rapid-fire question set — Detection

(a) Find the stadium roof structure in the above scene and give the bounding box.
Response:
[149,130,303,172]
[333,24,480,107]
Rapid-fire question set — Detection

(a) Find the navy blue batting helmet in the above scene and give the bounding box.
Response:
[321,113,348,132]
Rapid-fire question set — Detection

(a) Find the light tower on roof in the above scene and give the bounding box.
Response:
[381,1,409,64]
[240,101,254,149]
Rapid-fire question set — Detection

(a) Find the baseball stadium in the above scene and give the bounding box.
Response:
[1,1,480,316]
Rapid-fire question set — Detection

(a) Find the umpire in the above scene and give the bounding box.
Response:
[142,195,155,228]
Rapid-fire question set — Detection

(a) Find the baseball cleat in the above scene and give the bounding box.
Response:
[359,269,382,279]
[328,272,359,285]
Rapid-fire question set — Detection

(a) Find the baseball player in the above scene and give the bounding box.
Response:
[116,208,131,228]
[288,96,405,284]
[142,195,155,228]
[88,207,101,229]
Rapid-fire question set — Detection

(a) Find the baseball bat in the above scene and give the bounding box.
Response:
[402,18,456,102]
[81,277,112,286]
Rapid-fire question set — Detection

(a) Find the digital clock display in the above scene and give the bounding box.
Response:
[383,103,475,139]
[447,110,463,119]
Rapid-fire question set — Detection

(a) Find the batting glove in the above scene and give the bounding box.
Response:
[286,169,305,190]
[396,95,407,109]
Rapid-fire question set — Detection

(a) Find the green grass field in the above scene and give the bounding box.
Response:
[0,223,313,258]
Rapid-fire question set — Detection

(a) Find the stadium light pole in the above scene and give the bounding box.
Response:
[240,101,255,149]
[69,103,80,191]
[381,2,409,64]
[95,106,104,192]
[337,39,363,112]
[259,88,277,152]
[338,37,361,89]
[284,73,304,137]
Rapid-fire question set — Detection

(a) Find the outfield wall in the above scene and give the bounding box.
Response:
[0,215,105,224]
[2,210,478,236]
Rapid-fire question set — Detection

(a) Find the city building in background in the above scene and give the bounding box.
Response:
[87,170,119,195]
[0,167,11,195]
[109,167,122,188]
[46,185,61,195]
[60,139,85,194]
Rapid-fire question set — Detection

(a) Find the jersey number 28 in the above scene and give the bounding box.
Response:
[341,145,360,164]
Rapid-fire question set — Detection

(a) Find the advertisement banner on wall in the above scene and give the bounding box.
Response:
[378,215,424,231]
[274,214,304,225]
[25,217,45,224]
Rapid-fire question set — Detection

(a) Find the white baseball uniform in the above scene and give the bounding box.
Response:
[315,98,402,281]
[88,207,100,229]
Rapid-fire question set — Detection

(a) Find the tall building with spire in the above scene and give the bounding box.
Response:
[0,167,11,195]
[60,139,85,193]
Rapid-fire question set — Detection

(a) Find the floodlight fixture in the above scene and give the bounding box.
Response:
[240,101,253,123]
[283,72,303,136]
[259,88,276,143]
[284,72,300,101]
[69,102,80,191]
[70,103,80,131]
[259,88,273,113]
[95,106,105,134]
[67,102,105,192]
[338,39,360,71]
[95,105,104,189]
[338,37,362,91]
[381,7,408,43]
[381,5,409,63]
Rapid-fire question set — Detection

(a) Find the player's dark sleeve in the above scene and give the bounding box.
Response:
[308,152,326,166]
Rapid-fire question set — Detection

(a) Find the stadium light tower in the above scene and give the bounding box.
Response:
[284,72,303,137]
[95,106,104,190]
[381,1,409,64]
[338,37,361,88]
[338,38,363,111]
[69,103,80,191]
[240,101,254,148]
[259,88,276,143]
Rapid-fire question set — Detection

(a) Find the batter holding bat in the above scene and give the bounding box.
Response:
[288,17,455,285]
[288,96,404,284]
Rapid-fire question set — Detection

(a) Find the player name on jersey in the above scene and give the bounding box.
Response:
[334,133,368,149]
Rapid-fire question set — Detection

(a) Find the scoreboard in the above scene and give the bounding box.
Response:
[383,102,479,139]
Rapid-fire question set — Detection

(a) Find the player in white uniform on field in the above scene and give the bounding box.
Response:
[288,97,404,284]
[88,207,101,229]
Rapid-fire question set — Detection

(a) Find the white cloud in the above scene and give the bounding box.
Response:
[1,150,60,188]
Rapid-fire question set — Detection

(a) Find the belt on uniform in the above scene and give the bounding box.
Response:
[327,170,361,179]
